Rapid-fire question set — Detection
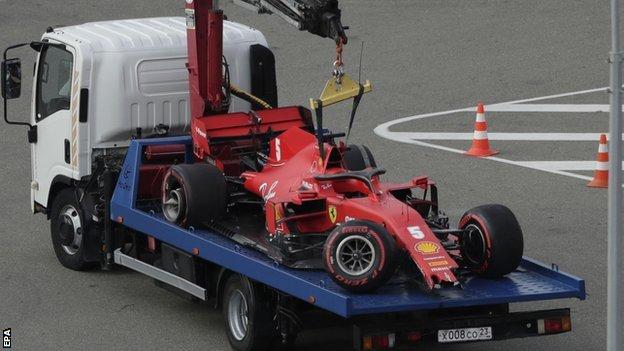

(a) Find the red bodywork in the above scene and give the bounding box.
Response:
[184,0,458,289]
[241,127,460,289]
[191,106,313,173]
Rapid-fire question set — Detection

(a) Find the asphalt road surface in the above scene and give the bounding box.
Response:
[0,1,617,350]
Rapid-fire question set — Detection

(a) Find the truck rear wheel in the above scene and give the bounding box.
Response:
[222,274,275,351]
[50,188,96,271]
[162,164,227,228]
[323,220,397,293]
[458,204,524,278]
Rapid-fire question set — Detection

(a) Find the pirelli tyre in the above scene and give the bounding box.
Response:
[458,204,524,278]
[162,164,227,228]
[323,220,397,293]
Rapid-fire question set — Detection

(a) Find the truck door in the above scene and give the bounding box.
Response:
[31,44,76,208]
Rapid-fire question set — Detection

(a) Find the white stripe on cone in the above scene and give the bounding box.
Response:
[598,143,608,153]
[596,161,609,171]
[473,130,488,140]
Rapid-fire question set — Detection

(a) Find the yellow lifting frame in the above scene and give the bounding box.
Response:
[309,73,372,111]
[308,73,373,164]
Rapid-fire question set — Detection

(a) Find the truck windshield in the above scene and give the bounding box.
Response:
[35,45,73,121]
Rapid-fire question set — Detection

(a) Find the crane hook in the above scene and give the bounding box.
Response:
[333,38,345,84]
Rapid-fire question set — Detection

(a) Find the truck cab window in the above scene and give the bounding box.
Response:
[36,45,73,121]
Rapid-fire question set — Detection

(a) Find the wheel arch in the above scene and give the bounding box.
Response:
[46,175,74,218]
[215,269,247,309]
[215,269,268,310]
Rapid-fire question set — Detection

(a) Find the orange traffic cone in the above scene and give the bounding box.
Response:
[587,134,609,188]
[465,102,499,157]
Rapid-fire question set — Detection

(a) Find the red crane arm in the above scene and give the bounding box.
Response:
[185,0,347,121]
[185,0,225,118]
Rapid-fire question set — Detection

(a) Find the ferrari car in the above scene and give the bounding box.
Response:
[159,102,524,293]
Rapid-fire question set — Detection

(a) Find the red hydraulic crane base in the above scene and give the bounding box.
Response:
[183,0,314,168]
[185,0,225,119]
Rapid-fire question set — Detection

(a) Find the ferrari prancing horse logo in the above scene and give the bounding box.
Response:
[328,206,338,223]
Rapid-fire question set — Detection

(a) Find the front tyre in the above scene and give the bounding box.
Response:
[50,188,96,271]
[323,221,397,293]
[458,204,524,278]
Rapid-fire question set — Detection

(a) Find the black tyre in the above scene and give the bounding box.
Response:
[162,164,227,227]
[458,204,524,278]
[323,220,397,293]
[343,145,377,171]
[222,274,275,351]
[50,188,96,271]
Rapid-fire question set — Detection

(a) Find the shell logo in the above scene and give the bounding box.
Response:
[415,241,440,255]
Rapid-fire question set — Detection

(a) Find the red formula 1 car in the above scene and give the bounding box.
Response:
[160,101,524,293]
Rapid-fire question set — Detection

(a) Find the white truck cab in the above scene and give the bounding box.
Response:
[4,17,275,213]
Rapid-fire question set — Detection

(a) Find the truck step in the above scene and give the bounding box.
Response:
[113,249,207,300]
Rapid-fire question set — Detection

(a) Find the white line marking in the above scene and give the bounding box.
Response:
[485,104,611,113]
[396,132,610,141]
[488,87,607,105]
[374,87,610,183]
[406,140,595,181]
[517,161,623,172]
[375,87,608,133]
[515,161,596,171]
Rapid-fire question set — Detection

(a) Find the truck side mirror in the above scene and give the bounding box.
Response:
[1,58,22,100]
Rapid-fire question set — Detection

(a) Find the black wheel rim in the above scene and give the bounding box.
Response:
[462,223,487,266]
[336,235,375,276]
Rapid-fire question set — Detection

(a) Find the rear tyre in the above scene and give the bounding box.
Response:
[162,164,227,227]
[343,145,376,171]
[458,204,524,278]
[222,274,275,351]
[50,188,96,271]
[323,220,397,293]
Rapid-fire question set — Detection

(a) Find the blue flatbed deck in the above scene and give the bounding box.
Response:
[111,137,585,318]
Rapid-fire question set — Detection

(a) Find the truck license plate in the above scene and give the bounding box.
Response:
[437,327,493,343]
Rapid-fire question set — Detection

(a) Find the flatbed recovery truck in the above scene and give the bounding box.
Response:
[108,136,586,350]
[1,2,585,350]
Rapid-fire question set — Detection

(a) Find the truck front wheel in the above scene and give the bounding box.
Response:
[50,188,95,271]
